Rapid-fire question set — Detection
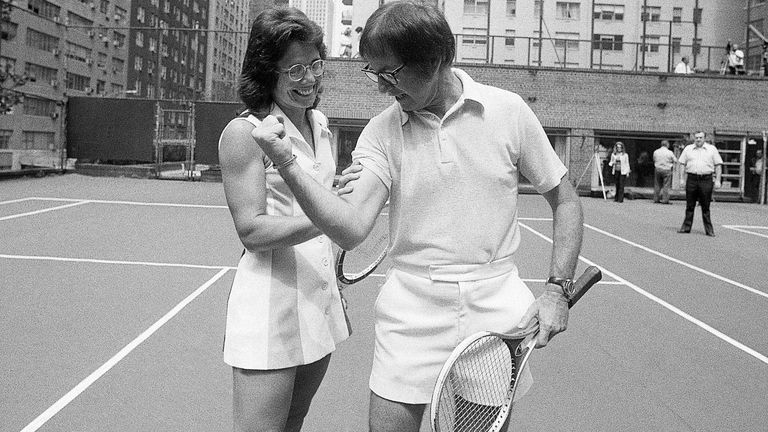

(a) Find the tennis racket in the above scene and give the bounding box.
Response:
[335,214,389,285]
[430,265,602,432]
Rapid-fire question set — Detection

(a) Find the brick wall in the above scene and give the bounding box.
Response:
[321,58,767,190]
[322,58,766,134]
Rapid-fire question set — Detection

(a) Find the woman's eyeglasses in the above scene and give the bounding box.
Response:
[280,59,325,81]
[360,64,404,86]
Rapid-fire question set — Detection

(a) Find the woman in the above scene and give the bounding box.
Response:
[609,141,631,202]
[218,8,349,431]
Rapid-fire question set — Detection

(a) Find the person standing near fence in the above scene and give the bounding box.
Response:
[609,142,630,203]
[217,8,349,431]
[653,140,677,204]
[677,131,722,237]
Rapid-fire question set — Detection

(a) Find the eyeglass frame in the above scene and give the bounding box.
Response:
[279,59,325,82]
[360,64,405,86]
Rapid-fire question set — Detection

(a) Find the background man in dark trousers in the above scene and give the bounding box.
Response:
[677,132,722,237]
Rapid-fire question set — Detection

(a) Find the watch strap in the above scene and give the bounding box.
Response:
[546,276,576,300]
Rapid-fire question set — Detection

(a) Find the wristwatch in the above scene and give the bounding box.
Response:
[546,276,576,301]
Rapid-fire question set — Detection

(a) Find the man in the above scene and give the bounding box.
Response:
[677,132,722,236]
[727,42,745,75]
[652,140,677,204]
[674,56,693,74]
[250,2,584,431]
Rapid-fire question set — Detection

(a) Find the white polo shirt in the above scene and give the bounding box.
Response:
[679,143,723,175]
[352,68,567,271]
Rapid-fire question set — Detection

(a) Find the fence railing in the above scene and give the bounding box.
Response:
[451,34,765,76]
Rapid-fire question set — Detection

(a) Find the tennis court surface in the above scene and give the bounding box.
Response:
[2,173,766,432]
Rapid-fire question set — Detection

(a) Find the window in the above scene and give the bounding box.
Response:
[100,0,108,14]
[534,0,543,18]
[135,31,144,48]
[556,2,580,20]
[25,29,59,53]
[642,36,661,53]
[67,12,93,36]
[0,130,12,149]
[672,37,681,54]
[672,7,682,23]
[463,0,488,15]
[23,97,56,117]
[592,34,623,51]
[554,32,580,51]
[0,57,15,73]
[22,131,55,150]
[506,0,516,16]
[642,6,661,22]
[25,63,57,83]
[27,0,61,20]
[594,4,624,21]
[1,21,18,41]
[504,29,515,47]
[65,71,90,91]
[692,38,702,55]
[461,28,487,46]
[134,55,143,71]
[65,42,92,63]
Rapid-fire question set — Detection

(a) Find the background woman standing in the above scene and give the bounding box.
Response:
[609,141,631,202]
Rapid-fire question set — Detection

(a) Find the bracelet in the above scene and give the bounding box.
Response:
[274,154,297,170]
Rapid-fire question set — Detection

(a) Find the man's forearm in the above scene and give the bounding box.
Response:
[550,199,584,279]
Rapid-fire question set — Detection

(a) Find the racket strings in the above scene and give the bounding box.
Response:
[435,337,517,432]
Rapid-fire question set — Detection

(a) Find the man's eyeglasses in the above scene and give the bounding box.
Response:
[361,64,405,86]
[280,59,325,81]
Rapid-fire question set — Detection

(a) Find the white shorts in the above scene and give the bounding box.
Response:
[369,260,535,404]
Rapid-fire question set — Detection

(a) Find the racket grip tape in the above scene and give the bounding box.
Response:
[568,266,602,308]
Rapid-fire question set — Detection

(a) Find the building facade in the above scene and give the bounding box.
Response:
[0,0,132,169]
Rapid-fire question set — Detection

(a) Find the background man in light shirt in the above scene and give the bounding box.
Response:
[677,132,722,236]
[652,140,677,204]
[674,56,693,74]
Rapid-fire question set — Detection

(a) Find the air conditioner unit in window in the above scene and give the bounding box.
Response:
[88,30,95,38]
[50,79,59,88]
[113,40,120,47]
[85,87,93,94]
[52,48,60,57]
[86,58,93,66]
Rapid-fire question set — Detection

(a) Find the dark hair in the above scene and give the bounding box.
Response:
[239,7,326,114]
[359,0,455,74]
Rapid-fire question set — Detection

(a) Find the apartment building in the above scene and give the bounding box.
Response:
[0,0,131,169]
[206,0,249,101]
[441,0,745,72]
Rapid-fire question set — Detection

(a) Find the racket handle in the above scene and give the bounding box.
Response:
[568,266,602,308]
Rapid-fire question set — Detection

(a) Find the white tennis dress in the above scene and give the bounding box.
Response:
[222,107,350,370]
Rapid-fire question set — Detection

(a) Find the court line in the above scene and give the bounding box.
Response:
[19,268,231,432]
[0,253,237,270]
[520,217,768,300]
[519,222,768,366]
[27,196,228,209]
[0,201,90,222]
[0,197,37,205]
[722,225,768,239]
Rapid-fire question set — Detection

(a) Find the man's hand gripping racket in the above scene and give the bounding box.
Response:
[430,266,602,432]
